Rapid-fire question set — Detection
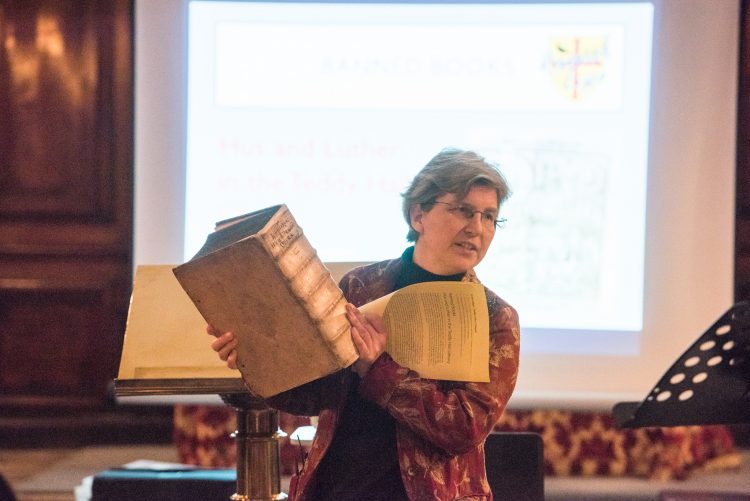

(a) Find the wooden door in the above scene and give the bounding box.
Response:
[0,0,133,414]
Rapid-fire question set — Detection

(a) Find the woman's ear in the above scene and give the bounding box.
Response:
[410,204,424,235]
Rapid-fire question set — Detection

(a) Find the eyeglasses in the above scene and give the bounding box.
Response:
[429,202,507,230]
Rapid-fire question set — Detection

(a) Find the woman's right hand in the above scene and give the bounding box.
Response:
[207,324,238,370]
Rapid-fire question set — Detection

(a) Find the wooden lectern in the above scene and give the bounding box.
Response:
[115,265,288,500]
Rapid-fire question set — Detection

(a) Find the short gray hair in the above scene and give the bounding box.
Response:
[401,148,511,242]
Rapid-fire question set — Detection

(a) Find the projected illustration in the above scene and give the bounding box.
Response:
[547,36,611,101]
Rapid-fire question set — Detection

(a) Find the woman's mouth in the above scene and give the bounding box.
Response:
[455,242,478,252]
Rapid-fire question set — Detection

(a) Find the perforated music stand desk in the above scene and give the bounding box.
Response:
[614,302,750,428]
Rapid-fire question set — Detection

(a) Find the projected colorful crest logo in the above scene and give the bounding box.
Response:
[548,37,608,101]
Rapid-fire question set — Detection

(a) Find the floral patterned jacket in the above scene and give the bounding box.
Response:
[267,255,520,501]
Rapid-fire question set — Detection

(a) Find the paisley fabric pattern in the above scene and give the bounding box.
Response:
[173,404,237,468]
[494,409,740,480]
[173,406,740,483]
[265,256,520,501]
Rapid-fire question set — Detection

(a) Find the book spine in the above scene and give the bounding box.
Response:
[260,206,359,367]
[261,206,302,258]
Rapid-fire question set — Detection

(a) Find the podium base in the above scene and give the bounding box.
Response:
[222,393,288,501]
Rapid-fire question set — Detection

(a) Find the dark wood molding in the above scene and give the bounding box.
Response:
[0,258,129,399]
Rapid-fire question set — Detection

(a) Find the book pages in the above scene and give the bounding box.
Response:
[118,265,240,380]
[361,281,490,382]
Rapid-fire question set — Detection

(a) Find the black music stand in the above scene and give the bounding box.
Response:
[614,302,750,428]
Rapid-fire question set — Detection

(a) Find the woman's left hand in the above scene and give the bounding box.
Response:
[346,303,387,377]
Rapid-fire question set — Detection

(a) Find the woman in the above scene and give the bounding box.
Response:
[209,148,520,500]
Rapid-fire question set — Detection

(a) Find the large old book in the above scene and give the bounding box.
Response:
[172,204,358,398]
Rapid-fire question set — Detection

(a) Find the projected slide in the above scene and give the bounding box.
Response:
[186,2,653,354]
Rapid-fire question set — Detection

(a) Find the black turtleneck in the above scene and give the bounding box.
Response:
[395,246,465,289]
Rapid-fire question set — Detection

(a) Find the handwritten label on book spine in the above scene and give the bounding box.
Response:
[261,207,301,258]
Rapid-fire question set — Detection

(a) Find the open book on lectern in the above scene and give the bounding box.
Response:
[613,301,750,428]
[115,265,247,397]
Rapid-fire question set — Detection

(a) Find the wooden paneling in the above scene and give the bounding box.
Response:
[0,0,133,417]
[0,258,129,402]
[0,1,131,222]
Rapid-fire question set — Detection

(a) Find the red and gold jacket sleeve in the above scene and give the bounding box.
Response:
[360,292,519,453]
[359,289,520,500]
